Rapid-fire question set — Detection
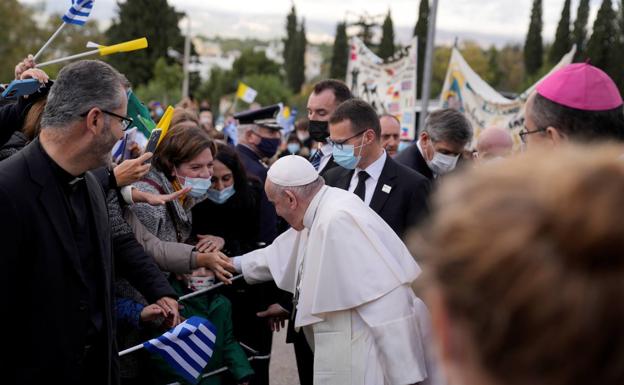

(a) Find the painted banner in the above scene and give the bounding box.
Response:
[440,46,576,148]
[346,37,418,140]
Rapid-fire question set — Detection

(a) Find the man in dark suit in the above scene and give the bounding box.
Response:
[324,99,431,237]
[306,79,353,176]
[0,60,176,385]
[395,108,472,181]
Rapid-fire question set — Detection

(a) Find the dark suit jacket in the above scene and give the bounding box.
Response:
[324,155,431,237]
[394,143,434,181]
[0,140,118,384]
[236,144,277,244]
[319,155,339,177]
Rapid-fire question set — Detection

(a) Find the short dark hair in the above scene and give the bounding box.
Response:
[530,93,624,142]
[153,126,216,180]
[423,108,473,146]
[329,99,381,138]
[313,79,353,104]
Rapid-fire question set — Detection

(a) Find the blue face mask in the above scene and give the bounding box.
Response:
[287,143,301,154]
[177,169,212,198]
[332,136,365,170]
[206,185,236,204]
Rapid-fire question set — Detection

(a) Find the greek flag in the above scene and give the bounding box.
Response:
[144,316,217,384]
[62,0,95,26]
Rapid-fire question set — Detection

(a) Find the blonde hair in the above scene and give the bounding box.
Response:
[411,145,624,385]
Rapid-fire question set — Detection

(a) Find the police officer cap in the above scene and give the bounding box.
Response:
[234,104,282,130]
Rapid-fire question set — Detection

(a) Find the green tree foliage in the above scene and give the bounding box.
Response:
[587,0,617,71]
[241,74,293,107]
[283,5,298,67]
[485,45,502,87]
[378,10,396,60]
[106,0,184,87]
[330,22,349,80]
[413,0,429,98]
[232,49,281,79]
[497,45,525,93]
[549,0,571,64]
[134,57,182,105]
[572,0,590,61]
[524,0,543,76]
[196,50,282,111]
[0,0,46,81]
[283,6,306,93]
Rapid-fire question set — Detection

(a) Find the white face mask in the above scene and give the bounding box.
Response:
[428,152,459,175]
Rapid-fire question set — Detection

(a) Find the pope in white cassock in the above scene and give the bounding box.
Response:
[231,155,437,385]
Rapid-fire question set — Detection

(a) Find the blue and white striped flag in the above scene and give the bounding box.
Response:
[144,316,217,384]
[62,0,95,26]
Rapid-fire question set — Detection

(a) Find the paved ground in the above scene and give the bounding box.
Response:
[269,328,300,385]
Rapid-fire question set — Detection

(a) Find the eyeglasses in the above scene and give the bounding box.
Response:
[327,130,366,151]
[80,109,133,131]
[102,110,133,131]
[518,127,546,144]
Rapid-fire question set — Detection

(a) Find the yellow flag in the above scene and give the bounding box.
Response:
[156,106,174,146]
[99,38,148,56]
[236,82,258,104]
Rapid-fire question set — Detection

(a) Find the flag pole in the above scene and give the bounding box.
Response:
[33,22,67,62]
[35,49,100,67]
[178,274,244,302]
[418,0,439,132]
[118,344,145,357]
[181,16,191,100]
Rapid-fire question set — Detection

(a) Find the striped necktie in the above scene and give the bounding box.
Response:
[310,148,323,170]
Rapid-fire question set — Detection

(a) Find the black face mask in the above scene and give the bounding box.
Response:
[308,120,330,142]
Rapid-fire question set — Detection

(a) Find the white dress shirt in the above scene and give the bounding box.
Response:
[318,142,334,172]
[347,151,387,206]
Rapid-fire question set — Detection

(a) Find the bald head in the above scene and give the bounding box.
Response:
[476,127,513,159]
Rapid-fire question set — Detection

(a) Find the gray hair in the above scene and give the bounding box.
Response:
[41,60,126,129]
[421,108,473,146]
[272,176,325,201]
[237,123,256,140]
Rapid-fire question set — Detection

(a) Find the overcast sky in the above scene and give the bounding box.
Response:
[21,0,603,47]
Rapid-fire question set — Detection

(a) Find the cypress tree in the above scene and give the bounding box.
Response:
[586,0,617,71]
[524,0,543,75]
[378,10,396,60]
[549,0,571,64]
[287,20,307,93]
[330,22,349,80]
[283,5,297,66]
[572,0,590,61]
[106,0,184,86]
[413,0,429,98]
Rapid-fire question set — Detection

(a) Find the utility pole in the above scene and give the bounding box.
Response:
[182,16,191,100]
[418,0,439,132]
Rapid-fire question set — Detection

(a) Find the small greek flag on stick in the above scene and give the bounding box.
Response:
[144,316,217,384]
[62,0,95,26]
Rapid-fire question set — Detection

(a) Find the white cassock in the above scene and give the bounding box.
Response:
[236,185,439,385]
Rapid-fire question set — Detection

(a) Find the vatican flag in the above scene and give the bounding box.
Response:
[236,82,258,104]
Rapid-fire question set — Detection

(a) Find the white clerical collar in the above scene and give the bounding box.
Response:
[303,185,328,228]
[354,150,386,183]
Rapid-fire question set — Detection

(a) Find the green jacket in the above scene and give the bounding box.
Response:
[146,278,254,384]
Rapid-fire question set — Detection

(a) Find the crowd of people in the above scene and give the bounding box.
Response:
[0,52,623,385]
